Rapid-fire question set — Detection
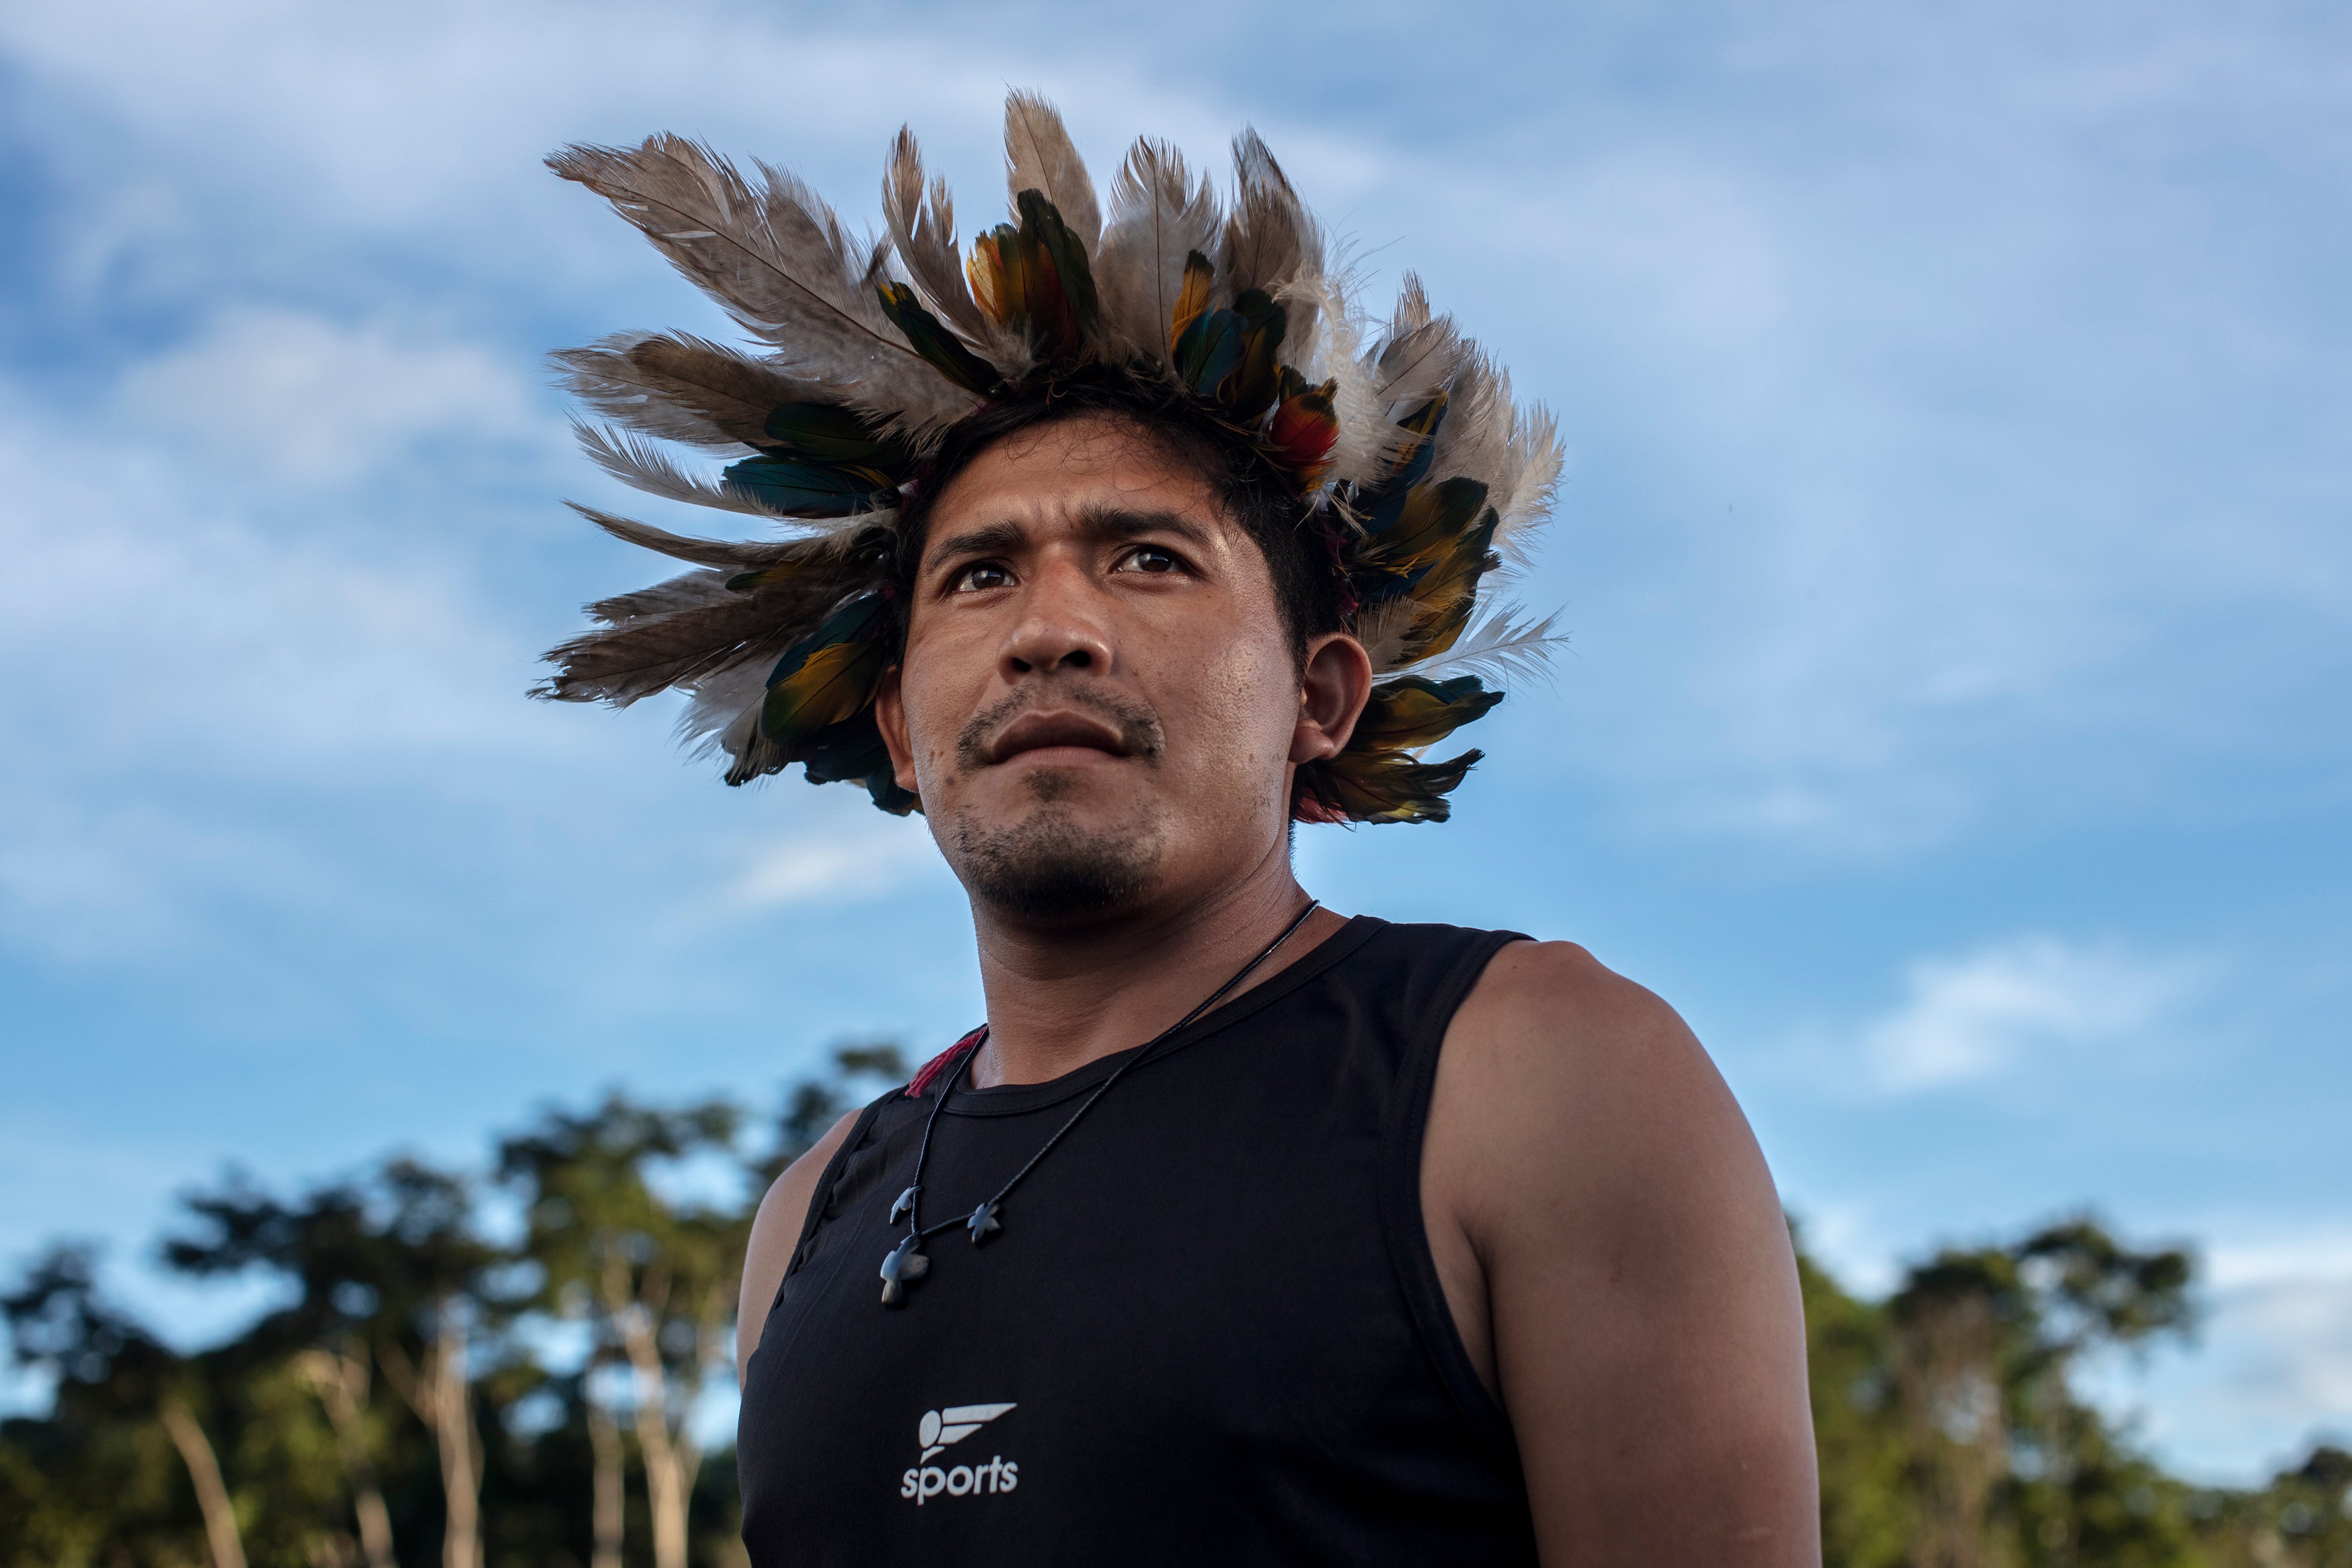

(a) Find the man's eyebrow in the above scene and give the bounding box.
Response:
[923,518,1026,569]
[921,507,1218,570]
[1071,505,1216,550]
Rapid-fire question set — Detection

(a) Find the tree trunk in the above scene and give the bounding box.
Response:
[382,1305,484,1568]
[159,1395,248,1568]
[621,1306,691,1568]
[1897,1296,2006,1568]
[588,1376,625,1568]
[605,1255,694,1568]
[431,1311,483,1568]
[295,1348,397,1568]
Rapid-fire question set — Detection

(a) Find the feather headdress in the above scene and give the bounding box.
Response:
[538,93,1563,824]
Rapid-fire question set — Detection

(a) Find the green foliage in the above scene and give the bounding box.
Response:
[1804,1213,2350,1568]
[758,1042,909,1189]
[3,1051,2345,1567]
[0,1050,896,1567]
[1800,1233,1916,1568]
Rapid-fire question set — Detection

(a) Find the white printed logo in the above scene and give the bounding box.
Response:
[900,1402,1017,1504]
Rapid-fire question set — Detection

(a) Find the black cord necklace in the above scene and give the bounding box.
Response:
[878,900,1322,1306]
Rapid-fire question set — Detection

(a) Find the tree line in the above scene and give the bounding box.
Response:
[3,1046,2344,1567]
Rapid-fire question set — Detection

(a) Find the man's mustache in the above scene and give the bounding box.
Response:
[956,684,1165,772]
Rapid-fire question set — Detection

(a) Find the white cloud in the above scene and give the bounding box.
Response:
[0,365,574,958]
[720,813,944,913]
[2081,1223,2352,1485]
[116,306,540,486]
[0,404,535,777]
[1863,936,2203,1092]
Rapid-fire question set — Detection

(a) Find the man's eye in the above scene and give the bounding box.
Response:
[952,562,1013,592]
[1115,546,1181,576]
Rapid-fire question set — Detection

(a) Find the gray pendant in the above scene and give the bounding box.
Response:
[888,1185,918,1225]
[967,1200,1002,1246]
[878,1235,930,1307]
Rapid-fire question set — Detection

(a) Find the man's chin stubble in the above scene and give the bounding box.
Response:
[947,792,1165,921]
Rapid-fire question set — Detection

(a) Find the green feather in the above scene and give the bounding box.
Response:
[760,592,892,747]
[1350,674,1503,752]
[761,403,917,471]
[1354,396,1449,537]
[1364,477,1492,572]
[1014,189,1100,340]
[1222,289,1288,421]
[878,281,1003,396]
[1172,307,1245,394]
[796,710,921,815]
[1295,747,1482,824]
[722,455,896,518]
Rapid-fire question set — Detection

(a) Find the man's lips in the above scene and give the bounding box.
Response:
[986,710,1133,765]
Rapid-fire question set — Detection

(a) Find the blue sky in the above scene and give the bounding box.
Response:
[1,0,2345,1484]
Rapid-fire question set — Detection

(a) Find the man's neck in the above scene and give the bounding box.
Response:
[965,850,1343,1088]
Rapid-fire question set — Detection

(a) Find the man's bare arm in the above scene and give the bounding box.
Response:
[737,1109,861,1384]
[1427,941,1819,1566]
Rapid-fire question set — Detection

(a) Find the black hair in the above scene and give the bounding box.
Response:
[888,368,1346,665]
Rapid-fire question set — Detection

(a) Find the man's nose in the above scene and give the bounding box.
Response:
[999,558,1116,677]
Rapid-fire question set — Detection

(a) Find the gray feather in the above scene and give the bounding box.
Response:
[1004,91,1100,255]
[567,503,802,570]
[1218,129,1316,317]
[572,421,796,520]
[549,137,971,433]
[1096,137,1221,364]
[882,127,994,344]
[539,548,876,706]
[584,567,739,629]
[1372,276,1466,409]
[553,331,821,450]
[1429,349,1510,497]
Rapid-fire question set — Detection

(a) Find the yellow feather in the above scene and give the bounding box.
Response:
[1168,251,1214,353]
[765,639,884,742]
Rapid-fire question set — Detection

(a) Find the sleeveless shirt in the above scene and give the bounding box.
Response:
[738,917,1536,1566]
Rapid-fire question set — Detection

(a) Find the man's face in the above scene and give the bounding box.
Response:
[874,414,1330,924]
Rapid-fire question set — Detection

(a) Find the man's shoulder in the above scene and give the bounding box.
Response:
[1435,935,1749,1223]
[1454,935,1693,1068]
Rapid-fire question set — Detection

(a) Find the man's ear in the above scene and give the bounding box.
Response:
[874,665,921,799]
[1290,633,1373,765]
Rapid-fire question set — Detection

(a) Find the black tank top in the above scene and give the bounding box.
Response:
[738,917,1535,1565]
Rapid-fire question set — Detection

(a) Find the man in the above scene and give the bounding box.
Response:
[542,95,1817,1565]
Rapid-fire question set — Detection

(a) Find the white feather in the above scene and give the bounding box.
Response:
[1397,603,1564,687]
[1350,595,1423,674]
[678,653,773,758]
[1279,271,1406,491]
[1428,350,1510,495]
[1490,404,1564,565]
